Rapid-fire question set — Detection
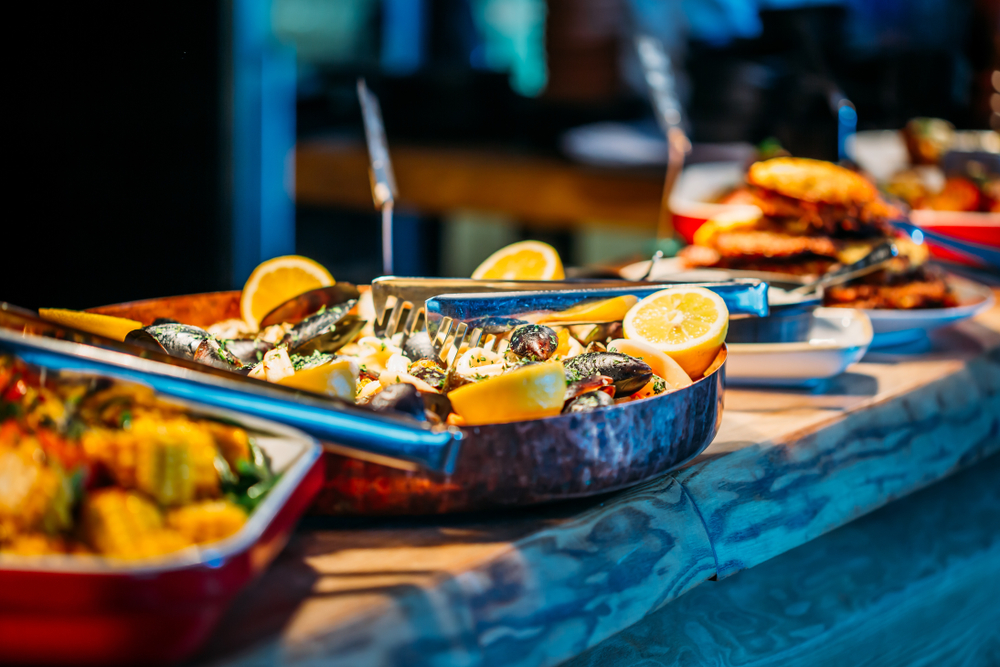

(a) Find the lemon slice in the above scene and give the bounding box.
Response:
[39,309,143,342]
[278,358,357,400]
[606,338,692,390]
[622,286,728,378]
[240,256,334,331]
[448,361,566,425]
[692,208,763,248]
[540,295,638,325]
[471,241,565,280]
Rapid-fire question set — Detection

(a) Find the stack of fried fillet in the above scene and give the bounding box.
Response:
[680,158,956,310]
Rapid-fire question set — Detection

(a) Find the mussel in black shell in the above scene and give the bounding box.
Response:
[564,352,652,397]
[281,302,364,355]
[368,383,452,424]
[508,324,559,361]
[125,323,248,371]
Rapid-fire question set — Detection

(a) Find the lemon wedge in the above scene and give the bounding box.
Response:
[448,361,566,425]
[240,256,335,331]
[278,358,358,400]
[38,309,143,342]
[622,286,728,378]
[471,240,564,280]
[540,295,638,325]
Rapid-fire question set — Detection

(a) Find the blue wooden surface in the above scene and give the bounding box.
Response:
[565,452,1000,667]
[676,350,1000,579]
[277,478,717,667]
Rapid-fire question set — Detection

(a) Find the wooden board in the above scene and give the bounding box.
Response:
[566,451,1000,667]
[197,292,1000,667]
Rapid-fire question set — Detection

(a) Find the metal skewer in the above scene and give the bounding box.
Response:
[634,33,690,241]
[357,79,398,275]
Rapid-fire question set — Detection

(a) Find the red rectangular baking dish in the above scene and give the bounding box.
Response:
[0,397,324,666]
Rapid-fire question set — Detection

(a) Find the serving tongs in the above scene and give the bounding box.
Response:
[423,281,767,365]
[0,304,461,473]
[789,241,899,295]
[373,277,766,365]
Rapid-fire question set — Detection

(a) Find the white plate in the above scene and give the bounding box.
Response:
[726,308,873,387]
[866,274,995,348]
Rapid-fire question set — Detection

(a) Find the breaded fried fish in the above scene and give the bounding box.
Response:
[748,157,878,206]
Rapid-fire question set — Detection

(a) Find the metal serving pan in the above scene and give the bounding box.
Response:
[87,291,727,514]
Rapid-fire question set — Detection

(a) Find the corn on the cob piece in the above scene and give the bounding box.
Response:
[83,416,219,506]
[166,500,248,544]
[82,489,190,559]
[82,428,138,486]
[0,445,60,544]
[204,422,251,469]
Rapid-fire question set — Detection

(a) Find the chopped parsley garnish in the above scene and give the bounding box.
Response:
[290,350,330,371]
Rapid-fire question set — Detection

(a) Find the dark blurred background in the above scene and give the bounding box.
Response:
[6,0,998,309]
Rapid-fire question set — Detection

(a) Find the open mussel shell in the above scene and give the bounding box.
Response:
[282,300,354,348]
[259,283,361,328]
[287,313,365,355]
[223,338,274,365]
[124,323,210,359]
[367,383,453,424]
[124,328,168,353]
[193,337,247,371]
[564,351,652,397]
[124,323,247,372]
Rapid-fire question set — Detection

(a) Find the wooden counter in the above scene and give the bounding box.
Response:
[196,293,1000,667]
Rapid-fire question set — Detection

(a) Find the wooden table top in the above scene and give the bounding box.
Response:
[198,291,1000,667]
[295,138,666,230]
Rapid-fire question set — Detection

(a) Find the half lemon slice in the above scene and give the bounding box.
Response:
[471,240,564,281]
[240,255,335,331]
[278,358,358,401]
[622,286,728,378]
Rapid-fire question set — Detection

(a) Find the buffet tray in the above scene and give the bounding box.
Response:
[91,291,727,515]
[0,354,324,666]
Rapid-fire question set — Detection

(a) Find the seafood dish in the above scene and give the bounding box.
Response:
[679,157,960,310]
[0,353,277,559]
[36,254,731,424]
[114,288,720,424]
